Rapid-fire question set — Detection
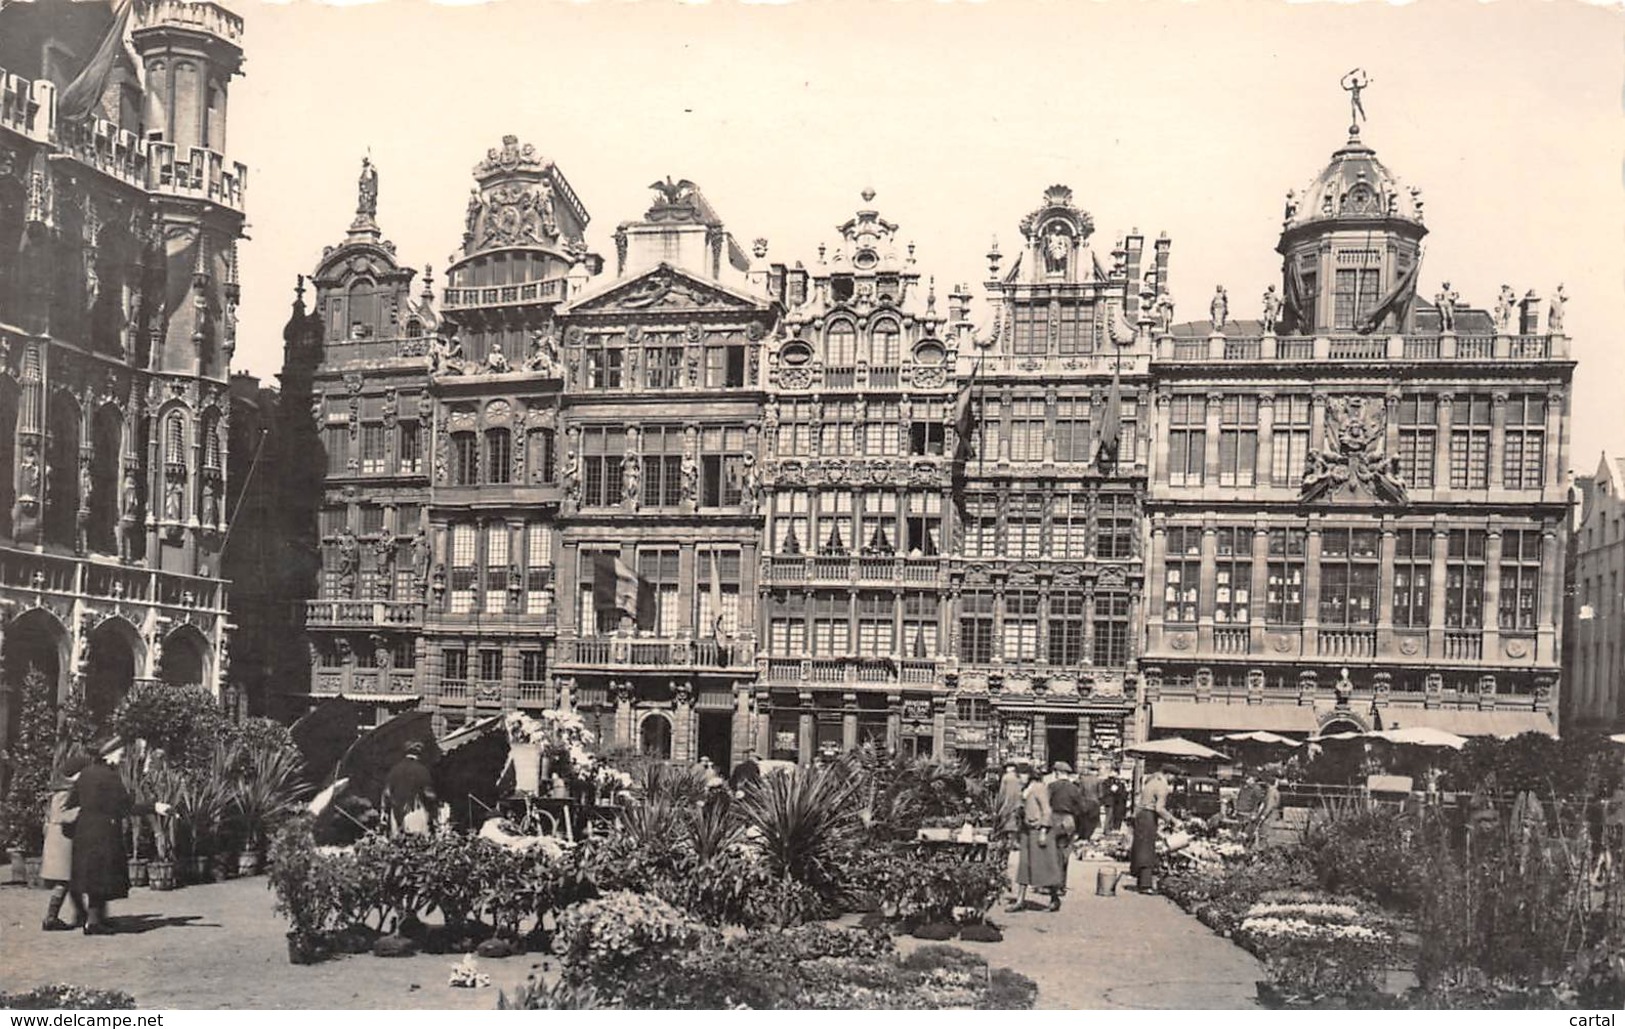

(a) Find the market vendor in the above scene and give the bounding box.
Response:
[1129,763,1176,893]
[382,741,438,836]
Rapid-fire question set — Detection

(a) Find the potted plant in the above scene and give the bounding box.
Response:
[0,667,56,888]
[232,741,307,876]
[267,815,335,964]
[118,752,149,887]
[142,761,183,891]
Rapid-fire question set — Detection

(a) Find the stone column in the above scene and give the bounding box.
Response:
[842,691,858,750]
[1545,388,1565,494]
[931,696,947,758]
[672,681,694,763]
[1537,524,1560,663]
[1032,712,1047,766]
[1198,522,1218,654]
[733,685,753,768]
[798,690,814,762]
[1146,515,1167,653]
[1435,393,1455,493]
[1152,390,1171,488]
[614,681,635,748]
[1256,393,1276,489]
[1428,526,1449,656]
[886,693,901,754]
[678,545,696,636]
[1250,524,1270,654]
[1376,522,1398,656]
[1302,517,1323,656]
[1203,392,1223,486]
[1488,392,1508,490]
[1082,584,1098,670]
[1482,529,1504,661]
[1309,393,1327,455]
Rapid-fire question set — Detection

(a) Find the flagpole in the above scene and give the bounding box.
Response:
[973,354,986,477]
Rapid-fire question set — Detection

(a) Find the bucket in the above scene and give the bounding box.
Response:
[1095,867,1121,896]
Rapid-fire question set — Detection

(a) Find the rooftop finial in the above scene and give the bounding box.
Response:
[357,155,378,218]
[1341,68,1371,138]
[295,274,305,302]
[861,187,876,204]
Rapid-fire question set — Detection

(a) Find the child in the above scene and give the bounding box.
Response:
[41,752,90,931]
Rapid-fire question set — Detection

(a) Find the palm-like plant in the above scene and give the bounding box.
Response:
[688,793,743,864]
[735,762,864,896]
[234,741,310,854]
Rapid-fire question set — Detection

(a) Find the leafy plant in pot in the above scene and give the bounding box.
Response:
[0,667,56,880]
[141,761,185,891]
[233,741,308,877]
[117,751,150,887]
[267,814,337,964]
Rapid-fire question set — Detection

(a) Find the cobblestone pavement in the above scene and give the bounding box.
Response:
[0,857,1260,1009]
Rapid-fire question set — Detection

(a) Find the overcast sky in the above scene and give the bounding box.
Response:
[230,0,1623,473]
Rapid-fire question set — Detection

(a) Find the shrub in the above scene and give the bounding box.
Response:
[1301,806,1428,912]
[266,815,338,941]
[112,681,228,775]
[552,891,717,997]
[0,667,56,854]
[735,761,864,915]
[0,985,137,1009]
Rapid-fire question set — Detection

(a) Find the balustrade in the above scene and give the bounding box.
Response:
[441,679,469,700]
[1403,336,1441,359]
[1443,631,1484,661]
[1317,628,1377,659]
[1455,336,1494,359]
[824,366,857,389]
[1213,627,1251,655]
[1327,338,1387,360]
[518,680,547,703]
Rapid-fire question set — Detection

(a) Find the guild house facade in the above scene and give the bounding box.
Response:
[283,95,1574,766]
[0,0,249,759]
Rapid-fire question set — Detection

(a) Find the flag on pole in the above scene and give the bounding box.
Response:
[1093,363,1123,470]
[1354,259,1421,335]
[57,0,135,123]
[1282,259,1310,334]
[952,358,981,463]
[708,551,726,638]
[591,552,641,625]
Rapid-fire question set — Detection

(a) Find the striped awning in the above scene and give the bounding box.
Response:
[1150,701,1319,734]
[1380,708,1555,739]
[338,693,422,705]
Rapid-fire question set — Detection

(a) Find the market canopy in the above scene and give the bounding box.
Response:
[1150,701,1319,735]
[1379,708,1555,739]
[335,710,439,806]
[290,697,364,786]
[1125,737,1232,762]
[1373,726,1468,750]
[1609,734,1625,746]
[1219,730,1303,746]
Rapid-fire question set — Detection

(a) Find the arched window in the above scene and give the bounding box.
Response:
[201,410,221,469]
[869,319,901,366]
[347,278,381,339]
[485,428,511,485]
[165,412,186,463]
[529,427,556,484]
[406,318,423,338]
[825,321,856,366]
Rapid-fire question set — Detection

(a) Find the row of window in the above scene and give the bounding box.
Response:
[319,503,421,539]
[446,521,556,614]
[818,319,905,366]
[448,427,555,487]
[326,422,424,477]
[576,548,742,636]
[775,400,949,458]
[580,338,749,390]
[771,490,944,556]
[1161,526,1543,630]
[961,493,1136,561]
[972,397,1140,465]
[1164,393,1548,490]
[442,648,549,684]
[576,425,748,508]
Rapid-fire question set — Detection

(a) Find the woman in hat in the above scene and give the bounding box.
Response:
[1008,765,1066,912]
[40,750,91,931]
[68,738,168,935]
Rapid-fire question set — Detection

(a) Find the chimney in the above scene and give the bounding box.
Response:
[1124,231,1145,317]
[1153,233,1172,296]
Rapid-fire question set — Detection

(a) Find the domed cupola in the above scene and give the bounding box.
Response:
[1276,72,1428,336]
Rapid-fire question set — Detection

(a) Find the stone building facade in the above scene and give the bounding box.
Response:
[1563,454,1625,732]
[0,0,247,754]
[1138,122,1573,741]
[942,187,1153,772]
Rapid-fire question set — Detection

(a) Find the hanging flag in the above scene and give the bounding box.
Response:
[1354,260,1422,335]
[824,522,845,555]
[708,551,726,638]
[726,236,752,273]
[1093,363,1123,470]
[912,627,928,660]
[782,525,802,555]
[1108,299,1136,344]
[590,552,641,623]
[1281,259,1309,334]
[57,0,135,123]
[952,359,980,462]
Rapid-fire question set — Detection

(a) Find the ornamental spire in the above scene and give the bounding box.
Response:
[1341,68,1372,139]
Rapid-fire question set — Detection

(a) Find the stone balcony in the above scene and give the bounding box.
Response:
[305,599,424,629]
[762,554,945,588]
[0,546,226,615]
[761,654,944,688]
[1153,332,1568,365]
[555,634,754,671]
[442,277,568,311]
[134,0,245,46]
[1148,622,1549,668]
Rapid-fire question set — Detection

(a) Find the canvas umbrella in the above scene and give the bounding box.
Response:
[335,710,439,807]
[1373,726,1468,751]
[290,696,364,786]
[1219,731,1302,746]
[1608,734,1625,746]
[1124,737,1231,762]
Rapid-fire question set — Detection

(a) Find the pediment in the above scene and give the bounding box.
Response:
[565,263,770,315]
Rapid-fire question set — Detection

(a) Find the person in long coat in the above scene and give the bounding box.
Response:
[40,752,90,931]
[381,741,438,836]
[68,739,163,935]
[1046,763,1089,887]
[993,763,1024,849]
[1008,767,1066,912]
[1076,764,1104,844]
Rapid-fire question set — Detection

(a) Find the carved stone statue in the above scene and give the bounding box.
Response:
[336,529,360,590]
[1334,666,1354,704]
[560,453,581,507]
[429,333,464,376]
[1494,284,1516,332]
[739,452,760,515]
[526,330,560,374]
[163,473,184,523]
[18,442,40,503]
[1435,282,1459,332]
[79,462,94,511]
[1154,292,1175,334]
[622,450,641,505]
[1283,189,1298,223]
[1209,285,1229,330]
[1260,285,1283,335]
[1300,395,1407,506]
[1548,284,1567,334]
[411,527,431,583]
[484,341,510,374]
[120,470,140,519]
[200,477,220,526]
[1044,226,1069,275]
[674,452,697,505]
[356,157,378,219]
[463,187,484,246]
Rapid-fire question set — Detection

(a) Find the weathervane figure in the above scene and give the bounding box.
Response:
[1341,69,1372,135]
